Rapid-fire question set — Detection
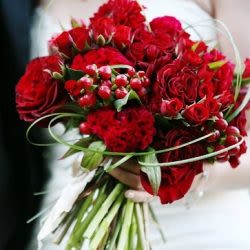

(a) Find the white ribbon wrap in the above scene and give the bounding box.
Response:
[37,169,96,249]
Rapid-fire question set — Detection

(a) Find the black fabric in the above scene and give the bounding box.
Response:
[0,1,47,249]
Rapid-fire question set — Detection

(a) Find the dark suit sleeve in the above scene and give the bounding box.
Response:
[0,1,47,249]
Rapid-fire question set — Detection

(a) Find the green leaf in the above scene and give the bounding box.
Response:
[81,141,106,170]
[70,17,82,28]
[138,148,161,195]
[114,90,141,112]
[61,137,93,159]
[64,66,84,81]
[208,60,226,70]
[191,42,200,52]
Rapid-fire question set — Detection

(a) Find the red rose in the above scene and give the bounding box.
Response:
[69,27,90,51]
[243,58,250,79]
[113,25,132,49]
[204,97,220,116]
[50,27,90,57]
[16,55,68,124]
[198,81,214,98]
[160,98,183,117]
[141,128,204,204]
[71,47,133,70]
[150,16,182,35]
[204,49,234,95]
[128,28,175,63]
[184,103,209,125]
[155,59,199,105]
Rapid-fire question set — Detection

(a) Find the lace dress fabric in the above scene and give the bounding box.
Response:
[28,1,250,249]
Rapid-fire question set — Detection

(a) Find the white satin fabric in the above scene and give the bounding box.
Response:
[29,1,250,249]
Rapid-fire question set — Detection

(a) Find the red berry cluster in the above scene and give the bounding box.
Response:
[205,116,243,167]
[64,65,150,108]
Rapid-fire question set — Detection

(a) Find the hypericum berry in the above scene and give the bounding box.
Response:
[217,154,230,163]
[78,93,96,107]
[207,130,220,142]
[214,118,228,132]
[130,78,142,90]
[98,85,111,100]
[99,66,112,80]
[225,135,239,146]
[115,88,128,99]
[137,71,146,78]
[127,67,136,77]
[79,122,91,134]
[115,74,128,87]
[229,155,240,168]
[217,112,224,119]
[229,146,240,156]
[78,77,93,90]
[214,145,228,159]
[142,77,150,87]
[226,126,240,136]
[84,64,97,76]
[137,87,147,98]
[65,80,77,93]
[101,80,112,88]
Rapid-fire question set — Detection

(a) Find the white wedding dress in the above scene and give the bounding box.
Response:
[28,1,250,249]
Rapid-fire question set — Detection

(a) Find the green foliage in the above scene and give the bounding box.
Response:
[81,141,107,170]
[114,90,141,112]
[61,137,94,159]
[138,148,161,195]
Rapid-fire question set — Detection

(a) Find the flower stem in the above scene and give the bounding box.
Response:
[128,213,137,250]
[90,192,124,250]
[73,191,95,234]
[105,206,125,250]
[135,203,148,250]
[66,185,107,249]
[83,183,124,240]
[117,199,134,250]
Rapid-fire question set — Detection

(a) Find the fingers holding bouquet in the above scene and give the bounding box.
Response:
[109,159,154,202]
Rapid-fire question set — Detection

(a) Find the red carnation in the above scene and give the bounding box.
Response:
[71,47,133,70]
[85,107,155,152]
[141,128,205,204]
[90,0,145,30]
[150,16,182,35]
[90,17,116,40]
[113,25,132,49]
[15,55,68,125]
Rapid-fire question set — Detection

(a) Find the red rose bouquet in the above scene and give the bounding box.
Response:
[15,0,250,249]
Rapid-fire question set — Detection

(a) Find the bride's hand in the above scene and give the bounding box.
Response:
[109,159,153,203]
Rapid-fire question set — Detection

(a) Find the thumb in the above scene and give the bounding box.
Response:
[125,190,154,203]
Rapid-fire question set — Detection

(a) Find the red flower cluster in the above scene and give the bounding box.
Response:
[141,128,205,204]
[71,47,133,70]
[83,107,155,152]
[50,26,90,57]
[90,0,145,43]
[15,0,250,204]
[16,55,68,124]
